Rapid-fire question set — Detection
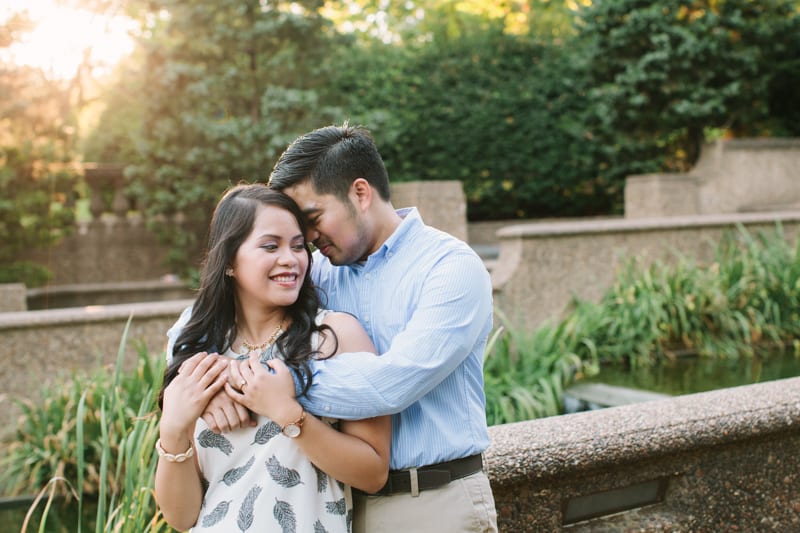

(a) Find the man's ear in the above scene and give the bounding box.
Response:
[350,178,373,212]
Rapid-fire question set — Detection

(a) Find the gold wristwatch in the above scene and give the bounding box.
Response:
[281,409,306,438]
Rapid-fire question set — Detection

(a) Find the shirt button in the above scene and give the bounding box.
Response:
[364,315,370,322]
[365,272,372,280]
[324,405,331,412]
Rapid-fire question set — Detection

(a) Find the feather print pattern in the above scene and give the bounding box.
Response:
[325,497,347,516]
[273,498,297,533]
[190,320,351,531]
[252,421,281,445]
[266,455,303,488]
[197,429,234,455]
[222,455,255,486]
[201,500,231,527]
[313,464,328,493]
[237,485,262,532]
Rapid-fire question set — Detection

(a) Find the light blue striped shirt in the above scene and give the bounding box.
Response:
[166,207,493,470]
[304,208,493,469]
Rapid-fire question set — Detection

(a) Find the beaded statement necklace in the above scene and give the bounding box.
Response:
[236,319,285,362]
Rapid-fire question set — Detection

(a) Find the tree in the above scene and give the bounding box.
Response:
[0,12,77,287]
[578,0,800,168]
[124,0,346,274]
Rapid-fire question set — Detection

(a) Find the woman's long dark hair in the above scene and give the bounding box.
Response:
[158,184,334,408]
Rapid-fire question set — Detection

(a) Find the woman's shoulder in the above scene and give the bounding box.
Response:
[318,309,359,328]
[315,309,375,356]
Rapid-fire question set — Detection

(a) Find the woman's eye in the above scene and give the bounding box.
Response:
[292,243,306,252]
[262,244,278,252]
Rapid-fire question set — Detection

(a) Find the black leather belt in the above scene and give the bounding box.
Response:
[357,454,484,496]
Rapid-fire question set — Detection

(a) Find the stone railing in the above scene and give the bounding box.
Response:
[2,300,799,530]
[486,376,800,530]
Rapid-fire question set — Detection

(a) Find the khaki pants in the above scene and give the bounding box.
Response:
[353,471,498,533]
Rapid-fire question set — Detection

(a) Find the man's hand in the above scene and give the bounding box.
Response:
[201,387,256,433]
[225,356,300,425]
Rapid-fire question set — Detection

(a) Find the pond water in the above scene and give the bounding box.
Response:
[580,348,800,396]
[1,498,97,533]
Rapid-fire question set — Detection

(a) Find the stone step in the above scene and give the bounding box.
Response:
[563,383,671,413]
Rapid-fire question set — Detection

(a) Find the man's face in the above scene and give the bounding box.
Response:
[283,181,371,266]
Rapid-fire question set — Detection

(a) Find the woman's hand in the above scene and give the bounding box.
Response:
[160,352,229,439]
[226,354,301,427]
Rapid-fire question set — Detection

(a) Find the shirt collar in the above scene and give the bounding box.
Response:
[378,207,421,256]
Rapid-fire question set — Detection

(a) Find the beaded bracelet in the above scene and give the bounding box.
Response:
[155,438,195,463]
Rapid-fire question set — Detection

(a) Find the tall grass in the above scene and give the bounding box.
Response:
[483,224,800,424]
[2,318,174,532]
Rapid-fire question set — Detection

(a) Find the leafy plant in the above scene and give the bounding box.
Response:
[484,224,800,424]
[2,319,174,532]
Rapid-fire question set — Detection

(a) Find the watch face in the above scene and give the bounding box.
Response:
[283,424,301,438]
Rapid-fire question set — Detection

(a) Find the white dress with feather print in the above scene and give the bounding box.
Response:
[189,310,352,533]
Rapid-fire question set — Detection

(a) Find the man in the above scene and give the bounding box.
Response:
[168,124,498,532]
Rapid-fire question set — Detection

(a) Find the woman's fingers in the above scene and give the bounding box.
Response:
[228,358,249,391]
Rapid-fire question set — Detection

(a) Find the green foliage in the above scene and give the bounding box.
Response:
[331,31,616,220]
[122,0,347,275]
[0,16,79,285]
[485,225,800,424]
[0,330,164,499]
[484,313,599,425]
[577,0,800,166]
[3,320,173,532]
[584,224,800,365]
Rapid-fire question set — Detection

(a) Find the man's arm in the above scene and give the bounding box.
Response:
[297,251,492,420]
[165,305,192,363]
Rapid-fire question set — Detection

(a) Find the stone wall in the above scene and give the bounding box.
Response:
[0,300,193,439]
[391,180,468,242]
[0,284,26,313]
[626,138,800,218]
[491,211,800,330]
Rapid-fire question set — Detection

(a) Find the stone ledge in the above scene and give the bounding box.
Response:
[497,210,800,239]
[0,299,194,330]
[485,376,800,485]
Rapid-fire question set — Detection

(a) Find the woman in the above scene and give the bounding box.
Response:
[155,184,390,532]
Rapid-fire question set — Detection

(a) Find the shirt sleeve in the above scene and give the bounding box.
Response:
[297,251,493,420]
[165,304,193,365]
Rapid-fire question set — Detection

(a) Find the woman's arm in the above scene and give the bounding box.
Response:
[155,353,229,530]
[227,312,391,492]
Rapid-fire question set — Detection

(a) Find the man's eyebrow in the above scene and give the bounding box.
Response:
[302,207,321,216]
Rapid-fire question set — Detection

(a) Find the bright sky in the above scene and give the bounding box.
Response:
[1,0,136,79]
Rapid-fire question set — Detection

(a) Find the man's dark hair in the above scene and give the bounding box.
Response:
[268,124,391,202]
